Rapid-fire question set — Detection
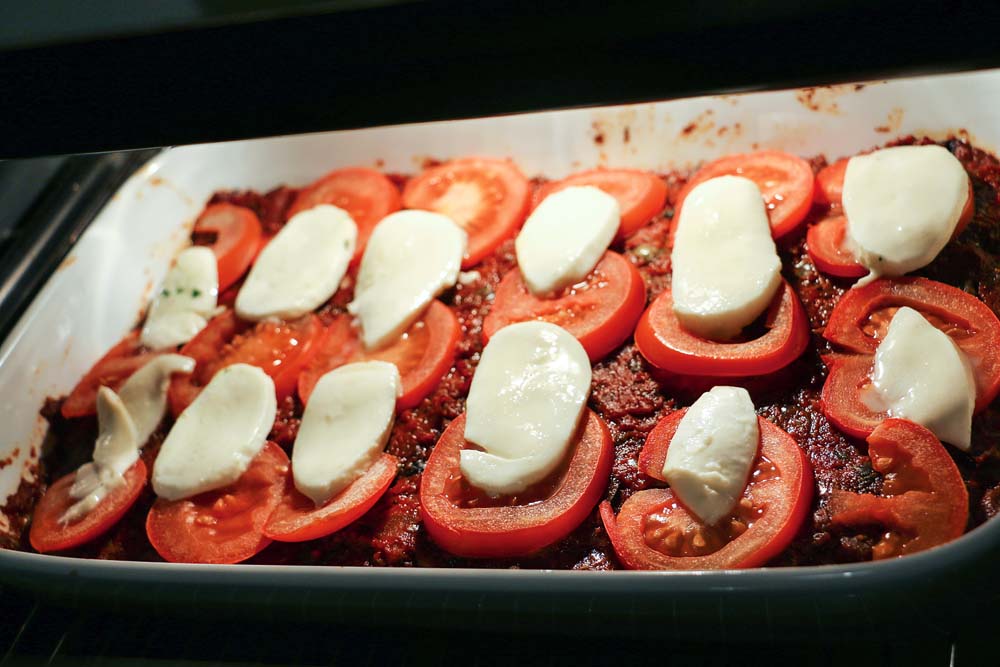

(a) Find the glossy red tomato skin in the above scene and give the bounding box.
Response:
[194,203,263,291]
[420,410,612,558]
[145,441,288,564]
[602,411,812,570]
[819,354,884,439]
[61,332,158,419]
[483,251,647,362]
[29,460,147,553]
[806,215,867,278]
[634,281,809,377]
[814,158,849,208]
[264,453,398,542]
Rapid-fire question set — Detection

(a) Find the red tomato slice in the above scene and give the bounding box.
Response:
[298,300,459,410]
[673,151,815,239]
[194,203,263,291]
[287,167,401,262]
[534,169,667,239]
[825,419,968,559]
[814,158,848,208]
[420,410,612,558]
[264,453,398,542]
[482,251,647,362]
[602,410,812,570]
[61,332,159,419]
[806,215,866,278]
[635,280,809,377]
[402,157,531,268]
[29,459,147,553]
[819,354,885,440]
[823,277,1000,411]
[146,441,288,564]
[169,310,324,416]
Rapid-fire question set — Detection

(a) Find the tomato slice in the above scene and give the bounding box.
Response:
[29,459,147,553]
[805,215,866,278]
[823,277,1000,411]
[194,203,263,291]
[482,251,647,362]
[819,354,885,439]
[602,410,812,570]
[146,441,288,564]
[61,332,159,419]
[673,151,815,239]
[298,300,459,410]
[169,310,324,416]
[533,169,667,240]
[635,280,809,377]
[420,410,612,558]
[287,167,401,262]
[825,419,968,559]
[402,157,531,268]
[264,453,398,542]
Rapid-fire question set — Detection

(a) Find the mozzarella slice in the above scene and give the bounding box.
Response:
[236,205,357,321]
[292,361,400,506]
[515,186,619,295]
[866,307,976,449]
[117,354,195,447]
[663,386,759,526]
[152,363,277,501]
[348,210,466,350]
[461,321,591,496]
[671,176,782,340]
[843,145,970,283]
[141,246,219,349]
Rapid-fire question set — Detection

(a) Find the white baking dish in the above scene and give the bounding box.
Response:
[2,69,1000,627]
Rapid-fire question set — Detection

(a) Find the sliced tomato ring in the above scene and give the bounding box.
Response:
[29,459,147,553]
[602,411,811,570]
[823,277,1000,410]
[635,280,809,377]
[825,419,968,559]
[420,410,613,558]
[194,203,263,291]
[533,169,667,239]
[673,151,815,239]
[287,167,401,262]
[814,157,848,208]
[298,300,459,410]
[402,157,531,268]
[169,310,324,416]
[806,215,867,278]
[819,354,884,439]
[146,441,288,564]
[61,332,159,419]
[482,251,647,362]
[264,453,398,542]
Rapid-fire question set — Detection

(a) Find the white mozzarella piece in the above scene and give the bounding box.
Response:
[117,354,195,447]
[140,247,219,349]
[843,145,970,283]
[671,176,782,340]
[663,386,759,526]
[292,361,400,506]
[866,307,976,449]
[152,363,277,501]
[236,205,357,321]
[515,186,619,295]
[348,210,466,350]
[460,321,591,496]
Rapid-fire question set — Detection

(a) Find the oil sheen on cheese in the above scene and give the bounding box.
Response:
[292,361,401,506]
[843,145,970,284]
[671,176,782,340]
[663,386,759,526]
[515,186,619,295]
[236,205,357,321]
[141,246,219,349]
[348,210,466,350]
[461,321,591,496]
[152,363,277,501]
[865,306,975,449]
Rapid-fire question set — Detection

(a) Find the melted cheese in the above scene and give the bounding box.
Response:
[117,354,195,447]
[140,247,219,349]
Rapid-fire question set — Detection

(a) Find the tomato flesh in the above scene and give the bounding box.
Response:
[194,203,263,291]
[61,332,158,419]
[146,441,288,564]
[482,251,647,362]
[420,410,612,558]
[826,419,968,559]
[806,215,866,278]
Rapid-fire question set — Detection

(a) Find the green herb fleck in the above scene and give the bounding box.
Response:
[192,289,202,298]
[160,288,170,297]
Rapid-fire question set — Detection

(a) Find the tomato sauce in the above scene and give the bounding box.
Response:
[8,137,1000,568]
